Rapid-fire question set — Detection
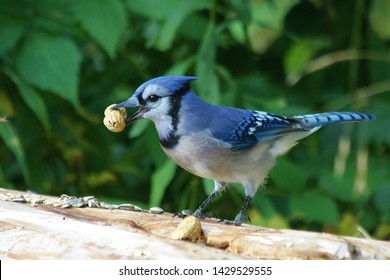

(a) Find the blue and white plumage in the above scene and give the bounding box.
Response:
[112,76,375,225]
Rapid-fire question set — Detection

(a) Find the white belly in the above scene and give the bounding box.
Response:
[161,128,315,197]
[162,132,276,189]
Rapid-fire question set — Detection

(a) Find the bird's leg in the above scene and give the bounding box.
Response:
[192,189,220,219]
[220,195,252,226]
[177,181,227,219]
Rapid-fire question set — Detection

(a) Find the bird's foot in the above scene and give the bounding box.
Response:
[218,213,250,226]
[173,209,217,219]
[193,209,217,219]
[172,209,191,218]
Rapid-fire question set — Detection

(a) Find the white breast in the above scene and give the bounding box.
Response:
[162,131,276,194]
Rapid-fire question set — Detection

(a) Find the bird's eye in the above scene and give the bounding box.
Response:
[147,95,160,102]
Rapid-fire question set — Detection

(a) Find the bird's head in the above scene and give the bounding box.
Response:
[112,76,197,125]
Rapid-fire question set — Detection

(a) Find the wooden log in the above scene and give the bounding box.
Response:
[0,188,389,260]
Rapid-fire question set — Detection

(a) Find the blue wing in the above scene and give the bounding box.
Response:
[222,111,375,150]
[223,111,303,150]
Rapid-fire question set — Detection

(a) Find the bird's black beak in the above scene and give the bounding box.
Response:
[125,107,146,124]
[111,97,145,125]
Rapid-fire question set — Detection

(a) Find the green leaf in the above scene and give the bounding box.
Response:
[196,26,220,103]
[237,75,287,111]
[126,0,209,50]
[251,195,277,219]
[251,194,288,229]
[0,16,25,56]
[289,193,339,225]
[338,212,360,237]
[17,83,50,132]
[157,0,208,50]
[15,32,81,105]
[228,0,251,24]
[129,119,149,139]
[320,169,372,203]
[374,183,390,216]
[374,224,390,240]
[250,211,289,229]
[247,0,299,53]
[126,0,208,20]
[165,56,195,76]
[284,39,315,75]
[72,0,126,58]
[126,0,177,20]
[4,68,50,132]
[227,20,247,44]
[369,0,390,40]
[269,158,306,193]
[150,159,177,206]
[0,122,31,184]
[202,178,215,195]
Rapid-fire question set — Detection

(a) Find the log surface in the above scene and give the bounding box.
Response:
[0,188,389,260]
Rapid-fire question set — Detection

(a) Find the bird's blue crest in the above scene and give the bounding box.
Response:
[134,76,197,97]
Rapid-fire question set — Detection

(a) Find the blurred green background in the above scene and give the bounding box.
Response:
[0,0,389,239]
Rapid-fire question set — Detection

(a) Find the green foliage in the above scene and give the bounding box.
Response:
[0,122,30,183]
[73,0,127,58]
[16,32,81,105]
[0,0,389,239]
[150,159,177,206]
[289,193,339,226]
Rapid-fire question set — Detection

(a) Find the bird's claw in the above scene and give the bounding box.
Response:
[196,211,217,219]
[218,213,251,226]
[173,209,194,218]
[173,209,217,219]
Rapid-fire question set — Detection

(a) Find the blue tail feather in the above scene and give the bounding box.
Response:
[293,112,375,128]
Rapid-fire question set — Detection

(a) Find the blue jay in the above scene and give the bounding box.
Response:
[112,76,375,226]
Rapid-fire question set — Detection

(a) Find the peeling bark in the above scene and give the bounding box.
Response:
[0,188,389,260]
